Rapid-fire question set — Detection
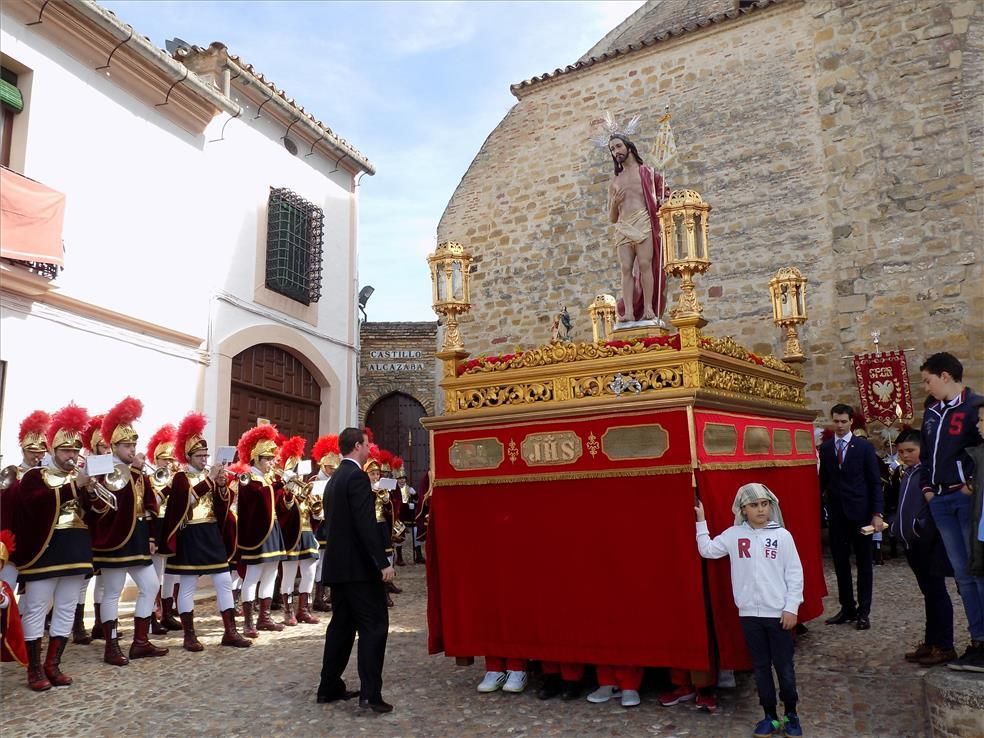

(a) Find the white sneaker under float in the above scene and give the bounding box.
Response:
[586,685,622,703]
[620,689,641,707]
[501,670,528,693]
[476,671,507,693]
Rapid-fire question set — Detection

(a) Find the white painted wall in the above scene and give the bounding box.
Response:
[0,11,362,460]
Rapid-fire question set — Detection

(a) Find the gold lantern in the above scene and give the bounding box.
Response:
[659,189,712,323]
[427,240,473,353]
[588,294,617,343]
[768,267,808,363]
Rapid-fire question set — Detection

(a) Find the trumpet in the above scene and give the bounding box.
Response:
[143,463,173,487]
[65,459,123,510]
[0,465,17,491]
[282,470,314,499]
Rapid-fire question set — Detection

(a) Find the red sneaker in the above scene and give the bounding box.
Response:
[658,685,696,706]
[696,690,718,713]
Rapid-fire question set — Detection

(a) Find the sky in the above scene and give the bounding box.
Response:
[101,0,645,322]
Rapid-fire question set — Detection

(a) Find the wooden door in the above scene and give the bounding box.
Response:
[229,344,320,453]
[365,392,429,487]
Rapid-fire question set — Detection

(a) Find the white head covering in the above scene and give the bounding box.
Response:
[732,482,785,527]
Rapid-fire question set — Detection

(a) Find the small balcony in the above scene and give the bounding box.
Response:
[0,166,65,283]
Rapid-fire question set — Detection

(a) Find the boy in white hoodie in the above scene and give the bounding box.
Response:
[696,483,804,738]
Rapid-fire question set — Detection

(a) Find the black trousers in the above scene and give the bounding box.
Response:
[318,580,389,702]
[904,548,954,649]
[828,510,873,616]
[740,616,798,715]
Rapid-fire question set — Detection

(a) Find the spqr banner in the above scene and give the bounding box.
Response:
[852,350,913,425]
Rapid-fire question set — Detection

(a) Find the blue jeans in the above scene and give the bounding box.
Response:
[740,616,798,714]
[931,492,984,641]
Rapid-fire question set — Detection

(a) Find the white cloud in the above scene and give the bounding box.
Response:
[382,1,478,56]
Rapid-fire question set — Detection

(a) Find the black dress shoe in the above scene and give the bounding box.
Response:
[856,616,871,630]
[317,689,360,703]
[358,698,394,713]
[825,609,858,625]
[560,681,582,701]
[536,675,562,700]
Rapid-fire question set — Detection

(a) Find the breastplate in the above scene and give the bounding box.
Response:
[55,496,87,530]
[189,492,216,523]
[133,476,145,517]
[299,498,313,532]
[374,490,387,523]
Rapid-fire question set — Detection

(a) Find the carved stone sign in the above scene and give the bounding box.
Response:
[521,431,583,466]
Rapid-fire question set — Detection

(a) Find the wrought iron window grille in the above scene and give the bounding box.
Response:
[3,258,60,280]
[265,187,324,305]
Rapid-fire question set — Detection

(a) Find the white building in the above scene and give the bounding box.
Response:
[0,0,374,461]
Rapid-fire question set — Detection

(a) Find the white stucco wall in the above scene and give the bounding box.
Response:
[0,10,362,460]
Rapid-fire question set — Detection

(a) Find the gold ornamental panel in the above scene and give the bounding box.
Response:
[521,431,583,467]
[772,429,793,455]
[703,423,738,456]
[448,438,505,471]
[743,426,771,455]
[795,429,814,455]
[601,424,669,461]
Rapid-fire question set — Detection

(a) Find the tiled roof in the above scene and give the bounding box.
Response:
[174,42,374,175]
[510,0,781,97]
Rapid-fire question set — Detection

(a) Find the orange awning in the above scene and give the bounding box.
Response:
[0,166,65,267]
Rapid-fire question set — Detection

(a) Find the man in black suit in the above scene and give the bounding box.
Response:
[316,427,396,712]
[819,404,885,630]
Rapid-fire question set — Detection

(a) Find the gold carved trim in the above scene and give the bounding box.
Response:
[743,426,771,455]
[600,424,669,461]
[772,429,793,455]
[699,459,817,471]
[433,465,693,486]
[703,423,738,455]
[794,429,814,455]
[448,438,505,471]
[520,431,583,467]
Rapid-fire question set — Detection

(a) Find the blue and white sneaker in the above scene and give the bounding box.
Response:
[753,716,783,738]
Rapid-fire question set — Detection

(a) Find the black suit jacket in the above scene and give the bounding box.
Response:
[819,435,884,522]
[320,459,390,584]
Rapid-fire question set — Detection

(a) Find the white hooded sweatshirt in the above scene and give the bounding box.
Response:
[696,519,804,618]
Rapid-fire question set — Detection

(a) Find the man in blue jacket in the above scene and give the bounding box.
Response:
[919,352,984,672]
[819,404,884,630]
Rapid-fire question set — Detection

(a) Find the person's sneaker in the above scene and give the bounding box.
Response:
[917,646,958,667]
[753,716,782,738]
[476,671,506,693]
[946,641,984,672]
[620,689,641,707]
[696,690,717,713]
[717,669,737,688]
[782,712,803,737]
[904,642,932,662]
[657,684,696,706]
[502,670,528,693]
[960,641,984,673]
[586,685,621,703]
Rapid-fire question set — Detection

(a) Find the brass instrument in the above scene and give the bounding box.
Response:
[0,465,17,491]
[282,470,314,500]
[143,463,173,487]
[82,462,128,511]
[392,518,407,544]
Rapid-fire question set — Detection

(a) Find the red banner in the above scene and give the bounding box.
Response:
[852,350,913,424]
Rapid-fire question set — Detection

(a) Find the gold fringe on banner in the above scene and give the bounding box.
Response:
[433,465,694,487]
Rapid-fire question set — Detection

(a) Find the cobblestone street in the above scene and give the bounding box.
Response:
[0,555,972,738]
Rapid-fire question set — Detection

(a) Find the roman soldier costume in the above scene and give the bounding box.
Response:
[9,403,94,691]
[146,424,179,635]
[79,414,106,643]
[235,424,287,635]
[86,397,168,665]
[160,413,249,650]
[393,457,422,564]
[275,437,322,626]
[310,433,340,612]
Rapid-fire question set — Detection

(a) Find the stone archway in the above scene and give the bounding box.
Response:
[365,391,430,486]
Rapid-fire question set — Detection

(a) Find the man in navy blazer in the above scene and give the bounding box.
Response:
[819,404,885,630]
[316,427,396,712]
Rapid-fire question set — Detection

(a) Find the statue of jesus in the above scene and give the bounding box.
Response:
[607,134,669,325]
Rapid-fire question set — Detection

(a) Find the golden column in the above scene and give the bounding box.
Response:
[768,267,808,365]
[659,190,712,344]
[427,240,474,378]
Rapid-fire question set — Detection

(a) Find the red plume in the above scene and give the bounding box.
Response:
[236,424,280,464]
[228,461,251,477]
[367,443,380,461]
[101,396,144,446]
[17,410,50,445]
[364,427,374,444]
[312,434,339,462]
[0,530,15,554]
[174,413,207,464]
[851,410,868,433]
[46,403,89,448]
[378,449,394,467]
[146,424,177,460]
[391,456,404,471]
[276,435,307,468]
[820,428,835,444]
[82,414,105,451]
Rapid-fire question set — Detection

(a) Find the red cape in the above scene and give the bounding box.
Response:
[616,165,668,321]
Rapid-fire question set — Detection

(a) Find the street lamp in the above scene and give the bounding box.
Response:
[358,285,374,323]
[427,241,473,352]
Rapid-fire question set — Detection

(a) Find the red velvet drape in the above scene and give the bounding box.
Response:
[429,473,714,671]
[695,466,827,669]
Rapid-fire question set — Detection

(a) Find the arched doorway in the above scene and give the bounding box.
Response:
[229,344,321,449]
[365,392,429,486]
